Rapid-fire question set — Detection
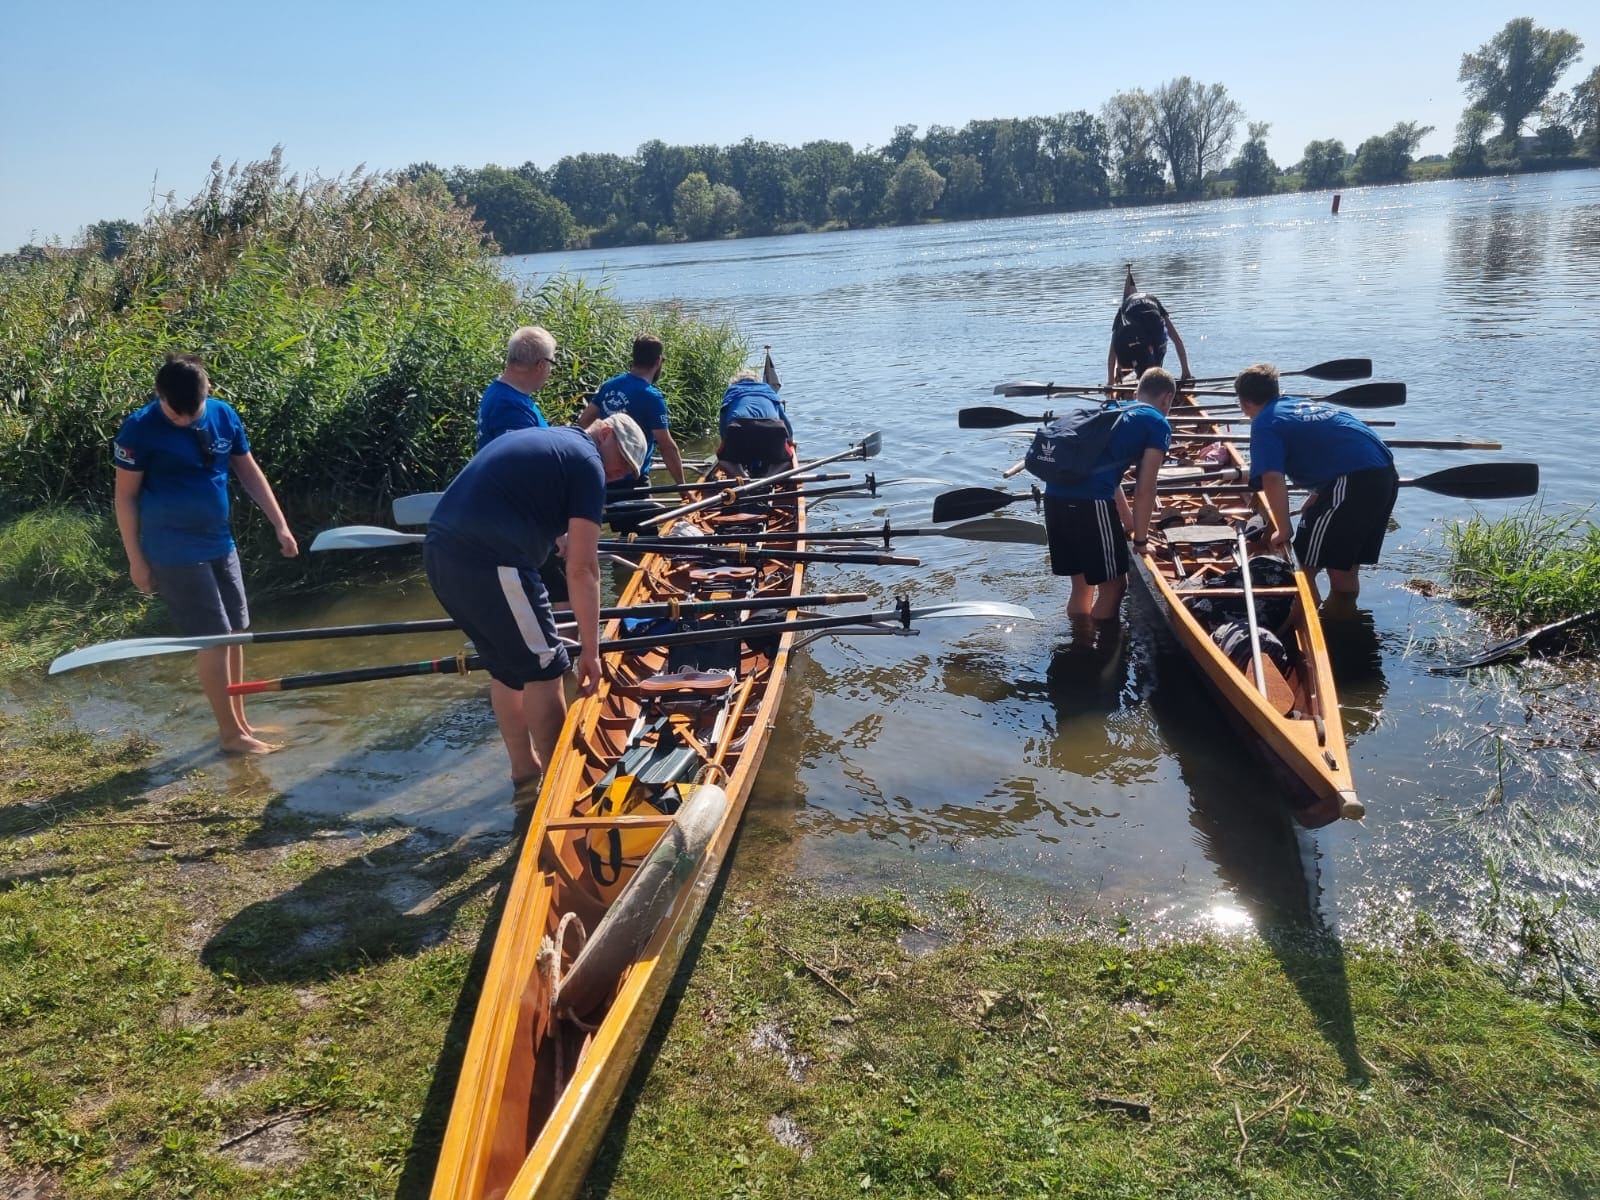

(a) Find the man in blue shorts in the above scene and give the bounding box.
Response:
[577,334,686,487]
[475,325,554,449]
[714,370,796,477]
[113,353,299,754]
[423,414,648,799]
[1043,367,1176,621]
[1235,363,1399,601]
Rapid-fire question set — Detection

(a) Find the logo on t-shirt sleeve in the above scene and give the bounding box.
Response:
[114,443,137,466]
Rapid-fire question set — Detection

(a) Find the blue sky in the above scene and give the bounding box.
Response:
[2,0,1595,251]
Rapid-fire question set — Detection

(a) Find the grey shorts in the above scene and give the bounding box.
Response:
[151,549,249,637]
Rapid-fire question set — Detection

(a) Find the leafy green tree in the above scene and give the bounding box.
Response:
[1148,77,1242,194]
[1451,108,1494,175]
[673,171,715,240]
[943,153,984,216]
[1230,122,1277,196]
[1102,90,1165,197]
[1535,121,1576,156]
[85,219,139,260]
[793,140,854,227]
[826,184,857,224]
[1041,111,1110,207]
[1298,139,1347,189]
[1459,18,1584,143]
[454,166,577,254]
[548,153,636,228]
[1351,121,1434,184]
[709,184,743,236]
[885,124,921,163]
[1573,65,1600,154]
[885,150,945,222]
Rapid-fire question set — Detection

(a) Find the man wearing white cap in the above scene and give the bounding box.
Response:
[423,415,649,800]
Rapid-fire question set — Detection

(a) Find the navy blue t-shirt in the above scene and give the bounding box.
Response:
[476,379,549,450]
[1044,402,1173,500]
[113,398,251,565]
[591,372,668,477]
[1247,399,1395,491]
[718,379,793,437]
[426,427,606,568]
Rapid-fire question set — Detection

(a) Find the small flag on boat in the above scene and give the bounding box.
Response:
[762,345,781,392]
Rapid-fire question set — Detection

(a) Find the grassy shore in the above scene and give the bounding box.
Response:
[1445,505,1600,634]
[3,713,1598,1199]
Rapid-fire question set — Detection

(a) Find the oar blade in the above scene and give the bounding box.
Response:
[857,431,883,459]
[993,379,1048,395]
[1408,462,1540,500]
[1431,607,1600,672]
[1301,357,1373,382]
[50,636,236,674]
[958,406,1041,429]
[392,492,442,526]
[931,487,1024,523]
[942,517,1049,545]
[310,526,427,551]
[908,601,1036,622]
[1325,381,1406,409]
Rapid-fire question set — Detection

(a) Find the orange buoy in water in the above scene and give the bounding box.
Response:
[1331,193,1342,214]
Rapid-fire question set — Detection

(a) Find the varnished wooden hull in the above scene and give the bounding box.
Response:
[1131,391,1360,827]
[430,487,806,1200]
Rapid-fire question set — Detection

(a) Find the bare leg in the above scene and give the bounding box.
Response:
[490,680,540,785]
[1325,566,1361,598]
[1067,574,1096,617]
[198,646,273,754]
[522,678,569,777]
[1089,575,1127,622]
[228,644,252,734]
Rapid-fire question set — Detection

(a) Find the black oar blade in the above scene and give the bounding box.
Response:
[1327,381,1405,409]
[1431,607,1600,673]
[931,487,1024,523]
[993,379,1049,395]
[1301,357,1372,382]
[857,431,884,459]
[958,406,1044,429]
[1409,462,1540,500]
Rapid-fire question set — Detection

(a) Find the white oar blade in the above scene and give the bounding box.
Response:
[49,635,241,674]
[908,601,1036,622]
[993,379,1047,395]
[310,526,425,552]
[393,492,442,526]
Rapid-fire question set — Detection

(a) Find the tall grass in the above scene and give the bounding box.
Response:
[1445,504,1600,628]
[0,151,747,669]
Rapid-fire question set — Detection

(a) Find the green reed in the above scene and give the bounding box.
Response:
[0,152,746,667]
[1445,504,1600,629]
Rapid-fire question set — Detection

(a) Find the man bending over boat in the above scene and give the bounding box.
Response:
[714,370,796,477]
[1234,363,1399,601]
[476,325,555,448]
[577,334,687,488]
[423,416,650,802]
[1107,290,1192,387]
[1043,366,1176,621]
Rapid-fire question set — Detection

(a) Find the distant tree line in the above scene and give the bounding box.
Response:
[9,17,1596,264]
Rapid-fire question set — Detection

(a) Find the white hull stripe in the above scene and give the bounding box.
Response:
[497,566,558,668]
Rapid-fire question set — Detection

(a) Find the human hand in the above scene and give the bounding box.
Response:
[129,558,155,594]
[554,533,570,560]
[276,527,299,558]
[576,650,602,697]
[1270,527,1291,551]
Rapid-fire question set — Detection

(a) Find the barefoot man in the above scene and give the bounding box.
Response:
[113,353,298,754]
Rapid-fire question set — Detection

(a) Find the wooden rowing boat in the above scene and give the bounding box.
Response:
[430,480,808,1200]
[1120,343,1360,828]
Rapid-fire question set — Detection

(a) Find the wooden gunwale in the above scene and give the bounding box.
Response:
[1127,389,1358,827]
[429,480,808,1200]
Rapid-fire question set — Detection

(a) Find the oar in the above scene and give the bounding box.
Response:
[1188,358,1373,385]
[642,432,882,528]
[1166,432,1502,450]
[392,473,853,525]
[46,592,875,674]
[930,486,1041,523]
[227,600,1036,695]
[1430,607,1600,673]
[1167,414,1396,428]
[1234,527,1269,698]
[987,382,1405,408]
[621,516,1047,549]
[1157,462,1540,500]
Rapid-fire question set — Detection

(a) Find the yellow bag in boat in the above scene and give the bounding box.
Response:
[584,775,681,892]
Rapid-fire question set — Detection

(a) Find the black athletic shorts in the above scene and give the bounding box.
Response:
[1043,495,1128,585]
[423,542,571,689]
[1295,466,1400,571]
[151,549,249,637]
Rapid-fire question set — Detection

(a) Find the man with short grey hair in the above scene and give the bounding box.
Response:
[477,325,557,450]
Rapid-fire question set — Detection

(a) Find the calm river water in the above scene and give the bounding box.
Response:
[24,171,1600,961]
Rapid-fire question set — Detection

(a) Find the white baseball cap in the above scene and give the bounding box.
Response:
[607,413,648,475]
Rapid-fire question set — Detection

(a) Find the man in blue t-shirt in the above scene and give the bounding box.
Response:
[1043,367,1176,621]
[476,325,554,450]
[113,353,299,755]
[1236,362,1399,600]
[423,415,649,802]
[577,334,686,487]
[715,370,796,477]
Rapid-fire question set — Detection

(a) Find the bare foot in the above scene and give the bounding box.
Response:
[512,771,545,814]
[221,734,280,755]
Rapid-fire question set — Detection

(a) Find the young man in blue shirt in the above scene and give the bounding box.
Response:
[1235,362,1399,600]
[423,415,648,800]
[1044,367,1176,621]
[577,334,686,487]
[715,370,796,477]
[475,325,555,450]
[113,354,298,755]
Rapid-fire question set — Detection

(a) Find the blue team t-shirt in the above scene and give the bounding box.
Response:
[113,397,250,565]
[591,372,668,477]
[1247,399,1395,491]
[1044,402,1173,500]
[476,379,549,450]
[425,427,606,568]
[718,379,793,437]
